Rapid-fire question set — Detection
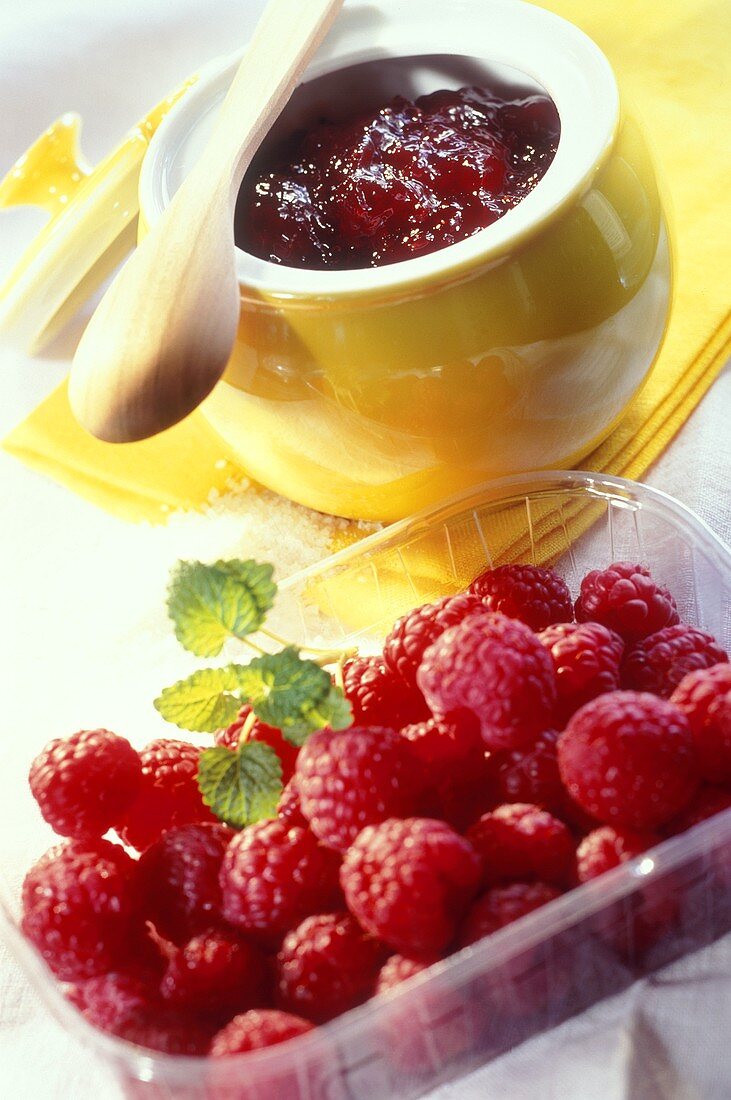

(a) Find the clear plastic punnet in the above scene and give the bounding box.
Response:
[2,471,730,1099]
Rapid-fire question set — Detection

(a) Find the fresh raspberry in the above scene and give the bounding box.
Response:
[558,692,699,829]
[276,912,386,1022]
[68,969,160,1032]
[296,726,425,851]
[28,729,141,840]
[665,786,731,834]
[670,664,731,781]
[466,803,575,887]
[128,924,170,978]
[214,705,299,785]
[576,825,660,883]
[342,655,429,729]
[434,758,501,833]
[115,739,216,851]
[277,777,307,828]
[575,561,679,641]
[21,839,139,981]
[494,728,565,815]
[138,822,232,945]
[469,564,573,632]
[375,954,434,995]
[210,1009,314,1056]
[622,625,728,698]
[459,882,561,946]
[493,731,597,836]
[114,1009,214,1055]
[400,713,484,771]
[417,611,557,751]
[160,929,269,1018]
[538,622,624,721]
[220,819,342,943]
[400,713,498,830]
[340,817,481,955]
[383,594,484,690]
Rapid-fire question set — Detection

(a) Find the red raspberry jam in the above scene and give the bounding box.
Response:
[235,85,560,270]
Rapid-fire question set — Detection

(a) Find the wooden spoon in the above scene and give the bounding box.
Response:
[68,0,342,443]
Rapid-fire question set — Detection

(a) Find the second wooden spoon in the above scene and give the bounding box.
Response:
[68,0,342,443]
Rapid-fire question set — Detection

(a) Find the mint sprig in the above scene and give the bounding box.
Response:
[155,557,354,829]
[167,559,277,657]
[197,742,282,828]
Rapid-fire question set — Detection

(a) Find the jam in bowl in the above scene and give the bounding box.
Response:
[235,85,560,270]
[140,0,672,521]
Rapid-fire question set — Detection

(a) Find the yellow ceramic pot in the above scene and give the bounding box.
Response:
[140,0,672,521]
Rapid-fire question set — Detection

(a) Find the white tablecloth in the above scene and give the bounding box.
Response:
[1,2,730,1097]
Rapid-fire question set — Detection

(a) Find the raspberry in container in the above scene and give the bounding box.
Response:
[2,470,731,1098]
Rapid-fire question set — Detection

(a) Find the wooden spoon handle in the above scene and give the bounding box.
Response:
[211,0,343,185]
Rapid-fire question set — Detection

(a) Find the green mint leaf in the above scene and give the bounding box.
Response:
[197,742,282,829]
[154,665,244,732]
[305,683,354,740]
[235,646,352,744]
[167,559,277,657]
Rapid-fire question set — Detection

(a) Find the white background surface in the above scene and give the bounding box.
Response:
[1,2,730,1097]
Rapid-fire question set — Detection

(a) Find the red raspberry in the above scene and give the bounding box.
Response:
[538,622,624,721]
[665,786,731,834]
[220,819,341,943]
[160,929,269,1018]
[670,664,731,782]
[480,732,596,835]
[622,625,728,698]
[296,726,425,851]
[340,817,481,956]
[342,655,429,729]
[114,1009,214,1055]
[376,954,433,994]
[21,839,139,980]
[576,825,660,883]
[469,564,573,631]
[214,705,299,785]
[28,729,141,840]
[459,882,562,946]
[434,760,501,833]
[558,692,699,829]
[276,912,386,1022]
[417,612,557,751]
[277,777,307,828]
[383,594,484,689]
[68,969,160,1032]
[400,713,484,771]
[210,1008,314,1056]
[115,739,216,851]
[138,822,232,945]
[466,803,575,887]
[575,561,679,641]
[494,728,564,814]
[400,714,498,830]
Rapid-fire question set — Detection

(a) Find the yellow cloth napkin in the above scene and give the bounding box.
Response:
[3,0,730,528]
[4,382,241,523]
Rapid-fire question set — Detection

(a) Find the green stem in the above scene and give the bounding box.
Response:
[261,627,356,665]
[231,627,355,668]
[237,707,258,748]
